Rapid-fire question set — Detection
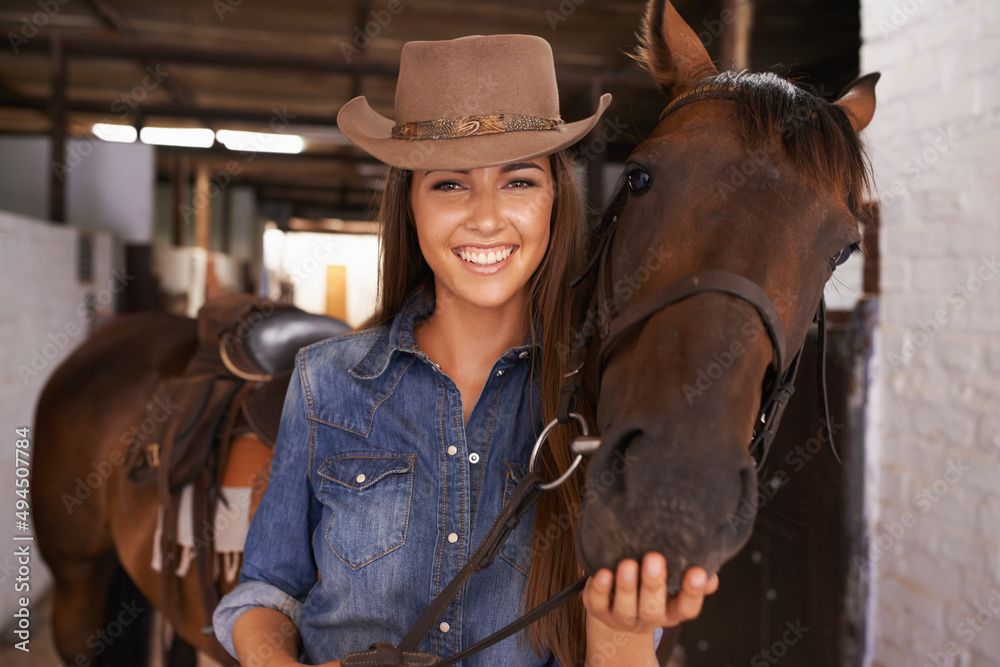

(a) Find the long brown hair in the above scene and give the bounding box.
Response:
[361,151,591,665]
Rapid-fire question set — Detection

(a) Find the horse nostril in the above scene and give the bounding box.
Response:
[589,424,643,496]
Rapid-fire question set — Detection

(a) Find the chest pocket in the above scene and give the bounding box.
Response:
[500,462,535,577]
[317,453,416,569]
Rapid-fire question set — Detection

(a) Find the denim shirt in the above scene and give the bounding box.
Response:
[213,294,553,666]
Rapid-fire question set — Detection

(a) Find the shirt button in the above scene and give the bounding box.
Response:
[355,474,366,484]
[496,369,504,377]
[447,445,457,456]
[448,532,458,543]
[519,351,529,359]
[439,622,451,633]
[468,452,480,464]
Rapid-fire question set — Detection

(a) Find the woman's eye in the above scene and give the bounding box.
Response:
[507,178,536,189]
[627,168,651,194]
[431,181,462,191]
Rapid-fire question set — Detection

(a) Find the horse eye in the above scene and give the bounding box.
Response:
[627,168,651,194]
[832,243,859,268]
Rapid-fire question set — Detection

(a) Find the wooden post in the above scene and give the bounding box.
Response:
[172,152,190,246]
[220,182,231,255]
[49,35,67,223]
[194,161,211,250]
[720,0,755,72]
[584,78,607,215]
[862,202,880,295]
[349,0,372,98]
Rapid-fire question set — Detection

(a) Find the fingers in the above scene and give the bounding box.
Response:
[705,572,720,595]
[637,553,669,625]
[584,556,721,633]
[583,554,670,631]
[582,566,615,615]
[664,567,712,625]
[610,559,640,626]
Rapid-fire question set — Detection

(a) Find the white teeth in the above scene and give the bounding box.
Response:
[457,246,514,266]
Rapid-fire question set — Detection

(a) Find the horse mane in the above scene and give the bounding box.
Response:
[708,70,873,216]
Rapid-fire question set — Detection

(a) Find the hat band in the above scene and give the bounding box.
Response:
[392,112,563,141]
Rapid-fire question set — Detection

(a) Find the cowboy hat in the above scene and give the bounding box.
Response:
[336,34,612,170]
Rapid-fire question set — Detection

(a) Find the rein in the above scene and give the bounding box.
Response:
[343,83,841,666]
[342,423,589,667]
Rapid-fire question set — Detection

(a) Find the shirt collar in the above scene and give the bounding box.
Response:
[350,291,543,380]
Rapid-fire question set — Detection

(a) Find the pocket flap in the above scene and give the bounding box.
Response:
[319,454,415,491]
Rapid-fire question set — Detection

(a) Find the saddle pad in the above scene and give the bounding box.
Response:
[152,485,253,584]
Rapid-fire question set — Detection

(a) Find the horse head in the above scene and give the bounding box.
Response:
[575,0,878,594]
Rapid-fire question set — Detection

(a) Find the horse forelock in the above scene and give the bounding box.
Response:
[708,70,873,218]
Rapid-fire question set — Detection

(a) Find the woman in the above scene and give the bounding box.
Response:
[213,34,717,667]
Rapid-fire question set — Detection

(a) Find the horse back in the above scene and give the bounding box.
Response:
[33,313,197,557]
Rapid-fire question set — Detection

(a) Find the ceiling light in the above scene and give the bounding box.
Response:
[92,123,137,143]
[216,130,304,154]
[139,127,215,148]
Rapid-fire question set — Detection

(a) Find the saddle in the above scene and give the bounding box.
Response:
[123,294,349,663]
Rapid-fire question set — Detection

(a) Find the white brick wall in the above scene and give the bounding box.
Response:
[0,211,116,625]
[861,0,1000,665]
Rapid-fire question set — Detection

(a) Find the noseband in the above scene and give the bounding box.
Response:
[558,83,839,471]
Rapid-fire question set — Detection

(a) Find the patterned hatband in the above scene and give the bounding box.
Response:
[392,113,563,141]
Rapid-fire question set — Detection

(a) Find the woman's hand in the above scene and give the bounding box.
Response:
[583,552,719,635]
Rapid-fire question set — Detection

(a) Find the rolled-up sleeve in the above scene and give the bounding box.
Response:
[213,351,322,658]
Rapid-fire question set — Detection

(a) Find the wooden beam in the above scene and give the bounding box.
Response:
[49,36,66,224]
[0,94,337,128]
[82,0,197,107]
[720,0,755,72]
[21,34,400,79]
[18,34,654,93]
[0,77,22,98]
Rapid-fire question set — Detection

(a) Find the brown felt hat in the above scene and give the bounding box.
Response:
[336,34,612,170]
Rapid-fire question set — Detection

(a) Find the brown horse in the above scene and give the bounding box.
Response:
[32,312,207,664]
[573,0,877,601]
[32,303,347,665]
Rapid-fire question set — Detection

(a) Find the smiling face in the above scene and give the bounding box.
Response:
[409,157,554,315]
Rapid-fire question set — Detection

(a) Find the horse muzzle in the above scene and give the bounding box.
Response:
[574,418,758,596]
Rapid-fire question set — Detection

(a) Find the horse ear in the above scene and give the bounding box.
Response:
[834,72,881,133]
[636,0,719,97]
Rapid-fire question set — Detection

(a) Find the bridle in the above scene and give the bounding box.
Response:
[558,221,838,471]
[343,83,842,667]
[558,83,840,471]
